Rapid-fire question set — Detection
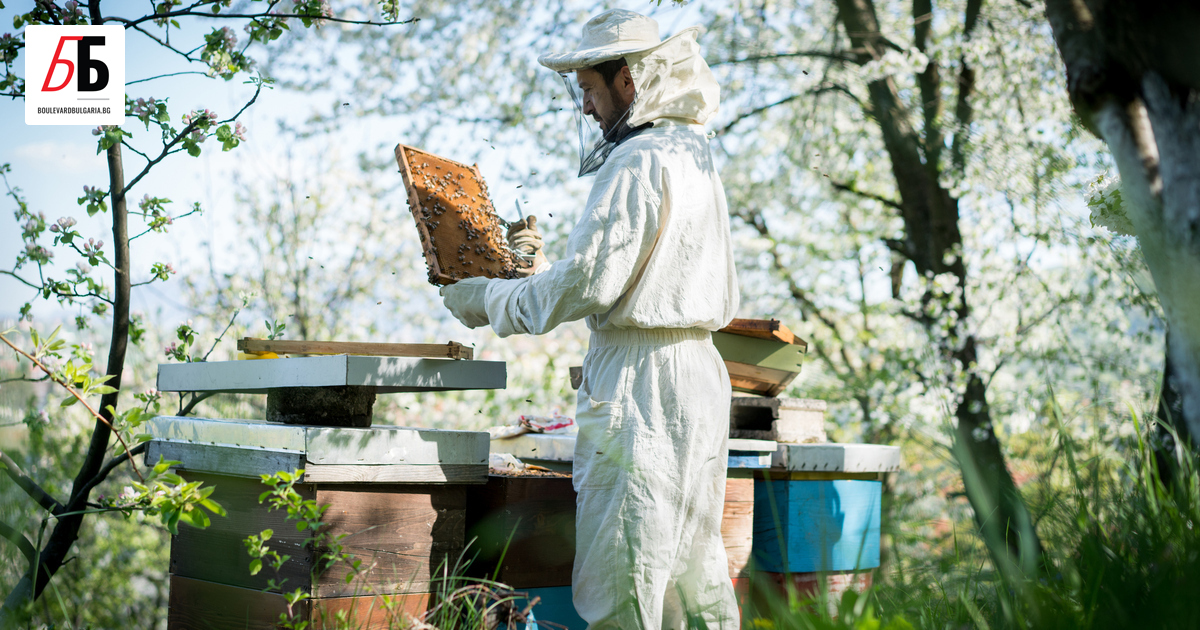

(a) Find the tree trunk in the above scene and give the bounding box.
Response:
[1045,0,1200,448]
[833,0,1045,575]
[1154,330,1190,483]
[0,142,130,625]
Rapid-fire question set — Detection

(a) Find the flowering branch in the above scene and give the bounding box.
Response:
[0,333,143,482]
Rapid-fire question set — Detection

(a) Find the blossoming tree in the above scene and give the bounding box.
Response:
[0,1,410,624]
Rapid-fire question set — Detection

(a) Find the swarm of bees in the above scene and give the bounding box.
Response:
[395,145,519,286]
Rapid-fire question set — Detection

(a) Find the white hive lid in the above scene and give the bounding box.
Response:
[772,443,901,473]
[156,355,506,394]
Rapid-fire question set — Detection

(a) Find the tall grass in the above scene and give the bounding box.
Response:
[748,399,1200,630]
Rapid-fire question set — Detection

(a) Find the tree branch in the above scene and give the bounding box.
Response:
[829,179,903,210]
[107,10,417,30]
[951,0,984,173]
[710,49,857,66]
[717,94,803,136]
[178,391,215,417]
[127,71,209,86]
[119,121,201,198]
[73,442,147,506]
[0,334,143,482]
[0,452,64,515]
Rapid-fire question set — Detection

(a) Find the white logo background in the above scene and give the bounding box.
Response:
[25,25,125,126]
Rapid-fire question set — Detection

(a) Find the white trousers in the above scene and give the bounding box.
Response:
[572,328,739,629]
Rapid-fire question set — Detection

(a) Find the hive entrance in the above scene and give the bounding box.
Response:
[395,144,519,286]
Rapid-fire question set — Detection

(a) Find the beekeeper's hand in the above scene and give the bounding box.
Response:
[507,215,549,278]
[440,277,491,328]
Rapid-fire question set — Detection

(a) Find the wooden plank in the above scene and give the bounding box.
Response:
[395,143,519,286]
[723,477,755,579]
[166,575,431,630]
[238,338,474,360]
[465,475,577,588]
[314,484,466,597]
[718,318,808,350]
[170,473,470,597]
[157,355,507,394]
[167,575,292,630]
[310,592,431,629]
[752,479,882,573]
[306,425,489,466]
[170,472,314,593]
[302,464,487,484]
[725,360,799,397]
[725,476,756,502]
[148,440,304,479]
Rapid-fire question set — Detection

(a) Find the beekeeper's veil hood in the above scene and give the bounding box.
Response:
[539,9,720,176]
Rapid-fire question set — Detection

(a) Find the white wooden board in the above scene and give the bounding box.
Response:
[156,355,506,393]
[728,438,777,453]
[771,443,902,473]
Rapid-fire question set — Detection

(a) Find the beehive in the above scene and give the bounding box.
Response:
[394,144,519,285]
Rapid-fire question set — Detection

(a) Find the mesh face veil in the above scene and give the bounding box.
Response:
[560,72,642,177]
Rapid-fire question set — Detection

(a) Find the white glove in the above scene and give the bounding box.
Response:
[440,277,491,328]
[507,216,548,278]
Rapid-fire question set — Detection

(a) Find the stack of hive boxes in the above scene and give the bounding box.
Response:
[148,354,504,629]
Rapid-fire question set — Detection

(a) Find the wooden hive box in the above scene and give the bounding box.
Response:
[464,473,578,589]
[394,143,519,285]
[715,319,809,397]
[148,417,490,630]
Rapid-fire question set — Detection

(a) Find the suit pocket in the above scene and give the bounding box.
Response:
[573,397,629,490]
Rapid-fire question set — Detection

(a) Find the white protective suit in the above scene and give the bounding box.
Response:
[443,12,740,629]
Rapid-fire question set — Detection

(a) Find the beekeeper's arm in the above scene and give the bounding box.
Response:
[443,165,659,335]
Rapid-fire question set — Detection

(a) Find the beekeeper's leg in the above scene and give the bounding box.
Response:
[660,432,739,629]
[571,330,739,629]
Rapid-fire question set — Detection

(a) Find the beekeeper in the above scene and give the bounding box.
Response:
[441,9,740,629]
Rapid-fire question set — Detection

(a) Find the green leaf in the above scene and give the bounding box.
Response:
[200,497,227,517]
[60,396,78,408]
[92,385,118,395]
[249,558,263,576]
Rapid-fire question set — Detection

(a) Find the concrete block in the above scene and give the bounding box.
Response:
[730,397,827,444]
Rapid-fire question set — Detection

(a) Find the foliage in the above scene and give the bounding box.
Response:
[246,469,362,628]
[0,0,414,624]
